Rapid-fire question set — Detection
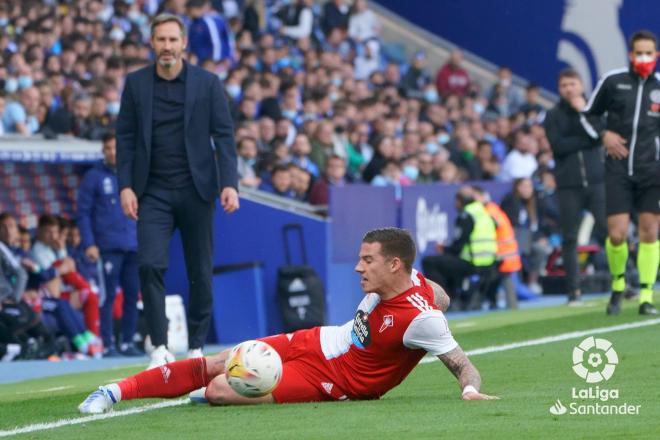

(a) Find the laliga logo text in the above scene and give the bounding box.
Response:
[549,337,640,416]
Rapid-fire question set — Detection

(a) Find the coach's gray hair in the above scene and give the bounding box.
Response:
[150,13,186,37]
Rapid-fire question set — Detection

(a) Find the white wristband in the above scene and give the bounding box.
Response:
[462,385,478,396]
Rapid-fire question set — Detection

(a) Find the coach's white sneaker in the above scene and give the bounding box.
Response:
[188,348,203,359]
[78,385,120,414]
[147,345,175,370]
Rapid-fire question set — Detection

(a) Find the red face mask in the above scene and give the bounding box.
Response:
[632,54,658,78]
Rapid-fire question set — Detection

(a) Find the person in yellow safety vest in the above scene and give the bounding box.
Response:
[472,185,522,309]
[422,186,497,310]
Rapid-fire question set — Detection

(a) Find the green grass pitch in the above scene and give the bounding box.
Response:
[1,297,658,439]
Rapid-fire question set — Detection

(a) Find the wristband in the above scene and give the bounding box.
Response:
[462,385,478,396]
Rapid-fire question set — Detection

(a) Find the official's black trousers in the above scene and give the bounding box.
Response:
[137,184,214,349]
[421,254,476,298]
[557,184,607,294]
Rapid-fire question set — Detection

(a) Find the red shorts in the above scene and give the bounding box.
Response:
[258,328,348,403]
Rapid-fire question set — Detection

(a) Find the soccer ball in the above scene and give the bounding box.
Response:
[225,340,283,397]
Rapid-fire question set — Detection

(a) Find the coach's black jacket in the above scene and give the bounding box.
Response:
[116,63,238,201]
[544,97,605,188]
[584,66,660,178]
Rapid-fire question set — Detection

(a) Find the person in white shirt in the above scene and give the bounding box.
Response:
[348,0,380,43]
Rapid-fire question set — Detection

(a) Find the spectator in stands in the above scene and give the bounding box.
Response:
[187,0,234,63]
[476,140,500,180]
[310,119,343,171]
[362,135,395,183]
[500,177,550,294]
[71,93,93,138]
[518,84,545,117]
[499,129,539,181]
[371,159,412,187]
[3,86,40,135]
[321,0,350,37]
[488,66,523,114]
[348,0,380,43]
[310,154,348,205]
[278,0,314,41]
[436,50,471,98]
[237,137,261,188]
[344,122,373,179]
[0,94,5,136]
[290,133,320,178]
[290,165,312,202]
[77,132,141,357]
[416,152,438,183]
[259,163,295,199]
[401,51,431,99]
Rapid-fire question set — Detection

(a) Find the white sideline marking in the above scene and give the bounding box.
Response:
[23,386,73,394]
[3,318,660,437]
[420,317,660,364]
[0,399,188,437]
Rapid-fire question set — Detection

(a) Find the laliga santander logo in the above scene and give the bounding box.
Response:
[572,336,618,383]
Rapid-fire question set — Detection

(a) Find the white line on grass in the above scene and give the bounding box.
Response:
[0,399,189,437]
[420,317,660,364]
[3,318,660,437]
[23,386,73,394]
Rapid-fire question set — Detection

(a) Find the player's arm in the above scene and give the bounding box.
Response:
[427,279,450,312]
[437,346,499,400]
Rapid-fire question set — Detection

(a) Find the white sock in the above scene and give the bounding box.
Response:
[1,344,21,362]
[105,383,122,402]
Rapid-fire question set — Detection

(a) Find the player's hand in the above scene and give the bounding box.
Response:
[85,245,100,262]
[120,188,139,220]
[602,130,628,160]
[462,391,500,400]
[220,187,240,213]
[569,95,586,111]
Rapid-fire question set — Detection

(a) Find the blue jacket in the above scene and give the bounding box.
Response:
[116,63,238,201]
[77,161,137,252]
[188,13,233,63]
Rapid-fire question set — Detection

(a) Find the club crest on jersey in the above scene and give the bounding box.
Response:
[351,310,371,349]
[379,315,394,333]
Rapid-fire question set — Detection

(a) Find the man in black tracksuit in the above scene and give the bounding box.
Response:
[583,30,660,315]
[544,68,607,304]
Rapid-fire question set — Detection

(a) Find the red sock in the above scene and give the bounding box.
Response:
[82,292,100,335]
[118,358,210,400]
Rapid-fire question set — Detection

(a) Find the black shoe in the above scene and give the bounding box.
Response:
[103,346,122,358]
[119,343,145,357]
[606,292,622,315]
[639,302,659,315]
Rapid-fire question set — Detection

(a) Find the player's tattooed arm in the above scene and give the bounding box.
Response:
[427,279,450,312]
[437,346,481,390]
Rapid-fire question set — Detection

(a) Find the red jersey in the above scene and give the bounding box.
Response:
[313,270,458,400]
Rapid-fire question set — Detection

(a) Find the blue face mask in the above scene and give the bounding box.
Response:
[4,78,18,94]
[217,71,228,81]
[226,84,241,99]
[107,101,120,116]
[426,142,440,154]
[424,89,439,103]
[282,109,298,120]
[18,75,33,90]
[245,157,257,167]
[403,165,419,181]
[473,102,485,114]
[0,18,8,27]
[437,133,450,145]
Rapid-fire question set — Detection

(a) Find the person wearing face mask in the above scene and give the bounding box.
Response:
[583,30,660,316]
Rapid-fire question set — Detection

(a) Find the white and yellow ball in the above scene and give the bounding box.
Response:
[225,340,282,397]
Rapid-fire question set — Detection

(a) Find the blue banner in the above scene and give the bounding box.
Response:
[375,0,660,93]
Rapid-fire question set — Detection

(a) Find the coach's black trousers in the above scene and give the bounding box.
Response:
[557,184,607,295]
[137,184,215,350]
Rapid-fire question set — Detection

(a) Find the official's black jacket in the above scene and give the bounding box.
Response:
[584,66,660,178]
[544,97,605,188]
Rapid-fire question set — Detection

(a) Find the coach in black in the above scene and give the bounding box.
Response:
[543,68,606,304]
[583,30,660,316]
[116,13,239,369]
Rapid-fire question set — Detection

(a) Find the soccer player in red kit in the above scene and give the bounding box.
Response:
[79,228,497,413]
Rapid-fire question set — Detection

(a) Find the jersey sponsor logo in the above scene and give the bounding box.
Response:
[351,310,371,349]
[379,315,394,333]
[406,292,433,312]
[322,382,334,394]
[650,89,660,103]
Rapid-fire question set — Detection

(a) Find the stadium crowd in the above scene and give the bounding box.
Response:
[0,0,568,361]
